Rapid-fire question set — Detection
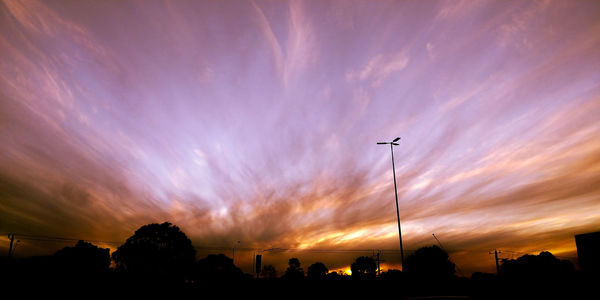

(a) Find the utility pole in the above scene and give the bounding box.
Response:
[377,137,404,267]
[375,250,384,276]
[376,251,380,276]
[489,249,501,274]
[232,240,240,265]
[7,234,14,259]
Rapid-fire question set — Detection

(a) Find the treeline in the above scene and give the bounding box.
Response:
[1,222,593,298]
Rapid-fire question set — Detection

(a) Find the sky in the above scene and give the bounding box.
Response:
[1,0,599,275]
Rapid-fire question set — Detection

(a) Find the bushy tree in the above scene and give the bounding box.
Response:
[261,264,277,279]
[54,240,110,275]
[500,251,575,282]
[403,245,455,280]
[282,258,304,280]
[112,222,196,278]
[193,254,244,281]
[379,269,403,281]
[350,256,377,280]
[307,262,328,280]
[326,271,341,280]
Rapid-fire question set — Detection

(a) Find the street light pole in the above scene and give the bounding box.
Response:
[377,137,405,268]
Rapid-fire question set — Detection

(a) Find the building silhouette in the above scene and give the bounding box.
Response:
[575,231,600,278]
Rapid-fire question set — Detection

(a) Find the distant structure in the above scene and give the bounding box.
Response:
[575,231,600,277]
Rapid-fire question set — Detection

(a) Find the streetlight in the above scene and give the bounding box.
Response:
[377,137,405,267]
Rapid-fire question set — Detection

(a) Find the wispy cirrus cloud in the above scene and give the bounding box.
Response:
[346,51,409,88]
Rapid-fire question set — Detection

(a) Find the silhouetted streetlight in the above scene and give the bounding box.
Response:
[377,137,405,267]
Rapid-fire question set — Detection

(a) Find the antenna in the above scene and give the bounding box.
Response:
[432,233,464,277]
[432,233,445,251]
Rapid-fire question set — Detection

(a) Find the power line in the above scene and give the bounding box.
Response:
[253,248,412,253]
[4,234,421,254]
[4,233,122,245]
[489,249,501,274]
[4,233,420,253]
[14,232,576,262]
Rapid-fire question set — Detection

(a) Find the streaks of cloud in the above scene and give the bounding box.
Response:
[1,0,599,275]
[346,51,409,88]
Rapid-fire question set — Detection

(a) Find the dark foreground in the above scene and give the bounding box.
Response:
[1,268,595,300]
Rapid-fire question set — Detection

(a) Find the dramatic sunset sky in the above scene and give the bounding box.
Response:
[1,0,599,275]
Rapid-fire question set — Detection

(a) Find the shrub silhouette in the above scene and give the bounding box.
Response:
[403,245,455,280]
[379,269,403,281]
[112,222,196,278]
[282,258,304,280]
[307,262,328,280]
[53,240,110,275]
[261,264,277,279]
[350,256,377,280]
[325,271,341,280]
[500,251,575,282]
[193,254,244,281]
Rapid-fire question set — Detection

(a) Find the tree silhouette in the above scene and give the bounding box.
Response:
[325,271,340,280]
[282,257,304,280]
[53,240,110,275]
[403,245,455,280]
[379,269,403,281]
[261,264,277,279]
[307,262,328,280]
[193,254,244,281]
[350,256,377,280]
[112,222,196,278]
[500,251,575,282]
